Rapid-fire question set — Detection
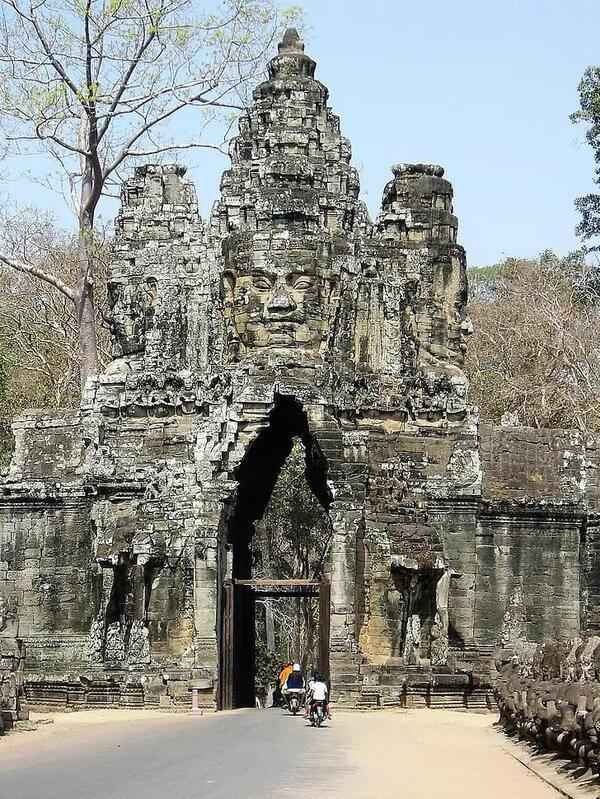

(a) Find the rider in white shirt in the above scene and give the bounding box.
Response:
[311,680,327,701]
[306,672,331,718]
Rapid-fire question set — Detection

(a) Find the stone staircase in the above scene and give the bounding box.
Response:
[354,680,494,711]
[356,688,383,709]
[329,646,363,706]
[338,645,497,711]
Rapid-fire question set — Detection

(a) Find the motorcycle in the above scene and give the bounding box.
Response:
[286,688,305,715]
[310,700,326,727]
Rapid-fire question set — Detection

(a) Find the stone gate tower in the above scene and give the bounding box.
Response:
[2,30,599,709]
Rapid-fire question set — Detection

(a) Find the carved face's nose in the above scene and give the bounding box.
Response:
[268,280,296,313]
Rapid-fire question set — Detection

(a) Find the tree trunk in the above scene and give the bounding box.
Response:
[302,596,314,671]
[265,602,275,651]
[76,168,99,392]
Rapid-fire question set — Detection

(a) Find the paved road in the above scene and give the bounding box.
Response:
[1,707,564,799]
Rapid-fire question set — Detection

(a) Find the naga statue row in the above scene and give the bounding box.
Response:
[0,638,26,734]
[495,636,600,776]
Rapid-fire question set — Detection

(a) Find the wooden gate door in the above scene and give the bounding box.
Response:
[220,578,330,709]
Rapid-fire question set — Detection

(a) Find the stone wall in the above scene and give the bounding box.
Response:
[478,424,591,658]
[0,411,95,670]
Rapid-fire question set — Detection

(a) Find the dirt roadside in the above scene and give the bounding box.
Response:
[330,709,585,799]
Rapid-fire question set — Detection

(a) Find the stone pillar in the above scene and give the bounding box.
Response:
[188,681,202,714]
[582,519,600,635]
[188,678,213,714]
[193,536,219,675]
[327,501,362,689]
[131,562,146,620]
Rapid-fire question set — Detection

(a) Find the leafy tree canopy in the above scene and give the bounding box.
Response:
[572,67,600,249]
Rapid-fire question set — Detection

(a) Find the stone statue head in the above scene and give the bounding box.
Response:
[420,253,472,368]
[222,234,336,362]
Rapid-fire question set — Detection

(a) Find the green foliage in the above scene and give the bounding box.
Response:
[175,26,191,47]
[254,438,331,581]
[467,263,507,302]
[254,639,280,697]
[572,67,600,249]
[281,5,304,24]
[0,209,111,462]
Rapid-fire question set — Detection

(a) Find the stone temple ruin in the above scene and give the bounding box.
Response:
[2,29,600,712]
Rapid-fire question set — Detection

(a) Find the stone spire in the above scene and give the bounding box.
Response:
[212,28,361,237]
[280,27,302,50]
[267,28,316,80]
[377,163,459,244]
[211,29,366,367]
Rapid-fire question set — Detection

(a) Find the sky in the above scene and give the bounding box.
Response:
[3,0,600,266]
[296,0,600,265]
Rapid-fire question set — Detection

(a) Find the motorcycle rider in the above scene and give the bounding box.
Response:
[306,671,331,719]
[274,661,293,706]
[286,663,304,690]
[279,661,293,689]
[284,663,305,712]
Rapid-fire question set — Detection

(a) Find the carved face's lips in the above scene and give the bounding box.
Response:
[269,335,295,346]
[262,323,298,346]
[244,318,313,348]
[262,320,301,331]
[251,320,303,339]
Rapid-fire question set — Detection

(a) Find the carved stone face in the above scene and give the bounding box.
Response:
[108,278,157,357]
[223,238,335,360]
[417,253,472,369]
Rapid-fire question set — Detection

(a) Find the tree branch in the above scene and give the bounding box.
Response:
[96,5,161,142]
[25,4,81,99]
[123,141,227,157]
[0,253,75,301]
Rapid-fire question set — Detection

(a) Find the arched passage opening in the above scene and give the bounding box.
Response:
[219,394,333,709]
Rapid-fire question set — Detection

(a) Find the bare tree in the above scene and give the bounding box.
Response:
[465,253,600,432]
[0,0,300,389]
[0,207,110,418]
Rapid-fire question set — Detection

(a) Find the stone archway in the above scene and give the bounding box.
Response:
[217,394,333,708]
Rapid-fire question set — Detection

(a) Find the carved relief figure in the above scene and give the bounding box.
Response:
[431,571,451,666]
[127,620,151,665]
[386,567,449,666]
[105,622,127,662]
[0,671,17,713]
[87,613,105,663]
[384,583,408,658]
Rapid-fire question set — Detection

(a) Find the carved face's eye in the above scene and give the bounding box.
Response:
[250,276,272,291]
[292,277,313,291]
